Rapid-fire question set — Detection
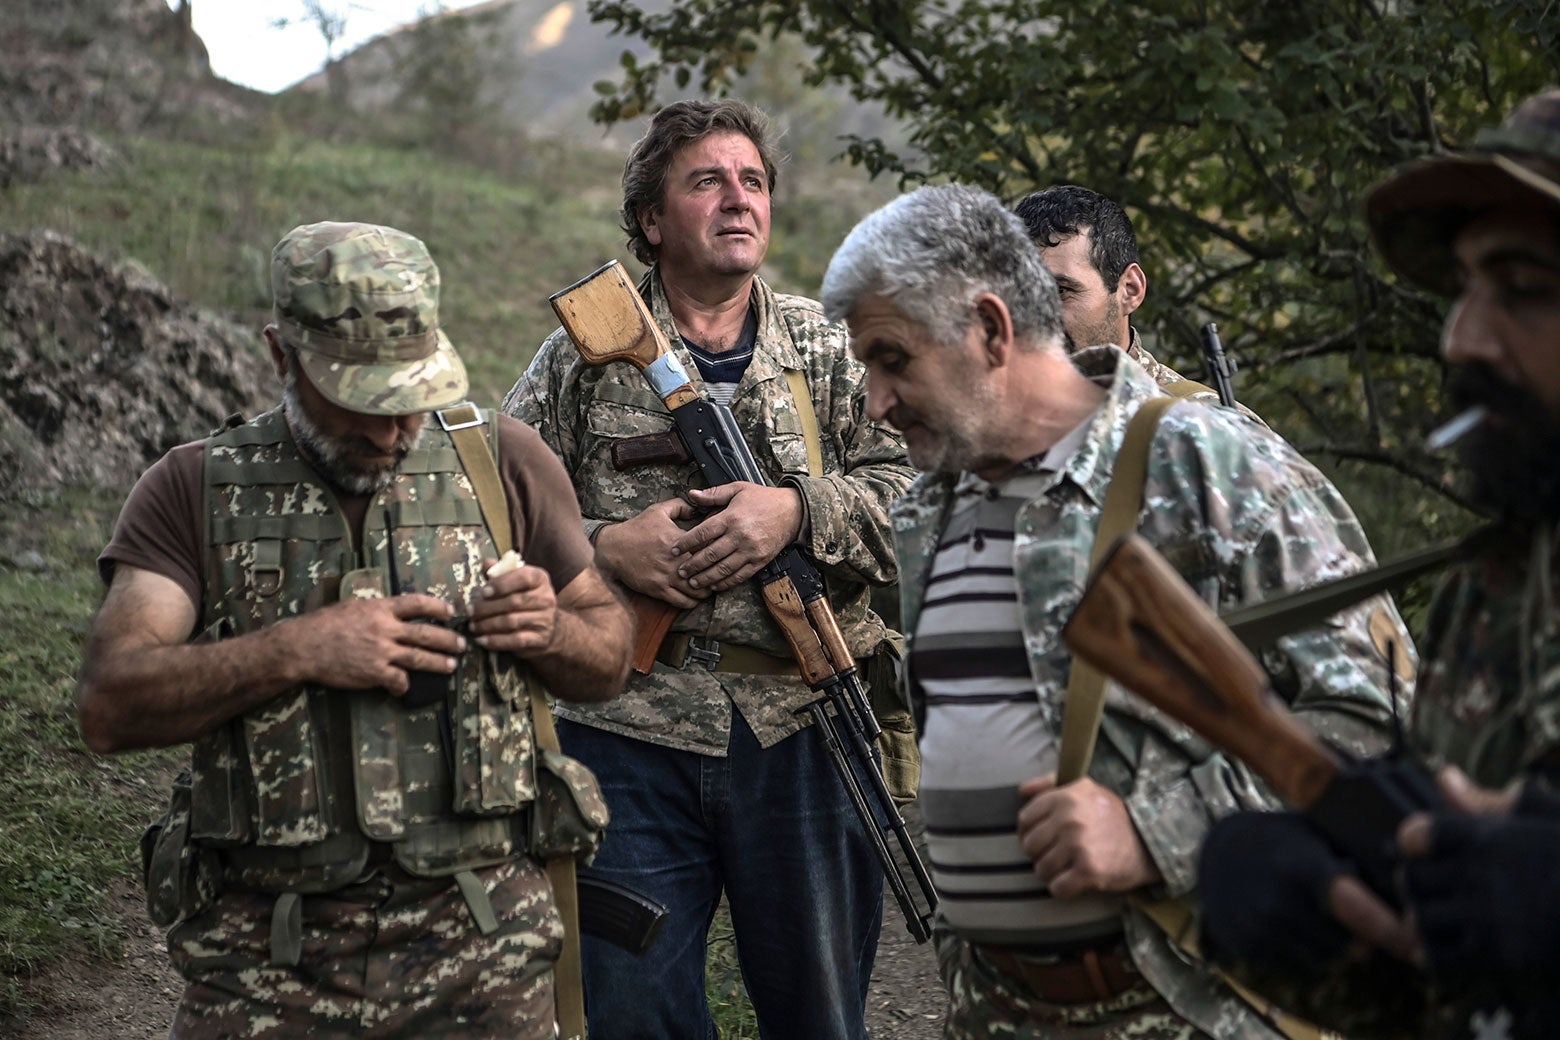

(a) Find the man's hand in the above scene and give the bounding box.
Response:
[1396,766,1560,993]
[468,556,559,656]
[78,564,472,754]
[593,497,710,608]
[1015,774,1160,896]
[1398,766,1521,857]
[1198,810,1406,972]
[292,593,465,696]
[674,482,803,592]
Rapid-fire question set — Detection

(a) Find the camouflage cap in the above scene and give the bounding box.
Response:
[1367,87,1560,296]
[271,221,468,415]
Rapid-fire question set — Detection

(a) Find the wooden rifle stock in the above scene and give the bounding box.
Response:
[628,592,680,675]
[551,261,700,409]
[551,261,693,673]
[1062,534,1341,812]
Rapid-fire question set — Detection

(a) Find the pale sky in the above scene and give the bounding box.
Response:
[172,1,497,94]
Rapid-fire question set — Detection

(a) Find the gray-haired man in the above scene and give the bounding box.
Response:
[821,184,1408,1039]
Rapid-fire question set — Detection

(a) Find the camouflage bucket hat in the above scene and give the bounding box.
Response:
[272,221,468,415]
[1367,87,1560,297]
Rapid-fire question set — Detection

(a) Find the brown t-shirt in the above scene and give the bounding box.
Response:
[100,413,594,616]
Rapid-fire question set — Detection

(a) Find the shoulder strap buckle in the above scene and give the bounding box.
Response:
[436,402,485,432]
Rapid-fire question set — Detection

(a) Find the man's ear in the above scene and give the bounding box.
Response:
[973,292,1015,366]
[639,208,663,248]
[1117,262,1148,317]
[263,324,288,381]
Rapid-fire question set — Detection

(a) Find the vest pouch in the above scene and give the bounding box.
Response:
[141,771,219,927]
[451,651,534,816]
[530,748,609,865]
[866,632,921,804]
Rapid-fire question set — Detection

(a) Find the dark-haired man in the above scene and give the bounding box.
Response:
[1198,86,1560,1040]
[1015,186,1216,395]
[504,99,912,1039]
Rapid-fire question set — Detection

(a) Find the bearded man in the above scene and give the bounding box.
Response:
[1197,86,1560,1040]
[76,221,631,1039]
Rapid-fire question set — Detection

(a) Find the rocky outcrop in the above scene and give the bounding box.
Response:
[0,126,119,189]
[0,231,274,493]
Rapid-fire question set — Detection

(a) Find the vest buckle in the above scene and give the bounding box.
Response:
[682,636,722,671]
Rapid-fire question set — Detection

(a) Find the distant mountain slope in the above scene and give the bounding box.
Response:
[288,0,907,154]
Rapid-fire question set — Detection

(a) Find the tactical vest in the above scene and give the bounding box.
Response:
[189,407,537,893]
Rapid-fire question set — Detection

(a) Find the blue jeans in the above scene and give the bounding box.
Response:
[558,711,883,1039]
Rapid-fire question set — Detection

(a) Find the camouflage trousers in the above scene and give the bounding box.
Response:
[936,927,1212,1040]
[166,856,561,1039]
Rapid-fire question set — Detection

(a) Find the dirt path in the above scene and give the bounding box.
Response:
[14,879,944,1040]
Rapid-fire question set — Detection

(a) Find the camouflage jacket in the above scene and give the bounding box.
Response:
[1124,325,1203,393]
[894,347,1412,1038]
[504,269,913,754]
[1411,523,1560,787]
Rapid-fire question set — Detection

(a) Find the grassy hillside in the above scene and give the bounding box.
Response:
[1,130,621,408]
[0,489,176,1000]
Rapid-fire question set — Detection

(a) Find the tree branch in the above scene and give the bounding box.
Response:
[1296,443,1478,511]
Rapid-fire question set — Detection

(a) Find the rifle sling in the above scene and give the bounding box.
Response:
[440,404,588,1040]
[783,368,825,478]
[1056,396,1178,785]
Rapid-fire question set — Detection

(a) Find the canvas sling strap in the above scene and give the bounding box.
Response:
[1051,389,1337,1040]
[1055,393,1179,785]
[440,402,588,1040]
[783,368,825,478]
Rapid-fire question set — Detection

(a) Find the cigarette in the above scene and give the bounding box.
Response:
[1426,406,1489,451]
[486,550,524,578]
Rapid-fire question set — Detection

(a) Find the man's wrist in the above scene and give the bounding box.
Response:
[780,477,811,544]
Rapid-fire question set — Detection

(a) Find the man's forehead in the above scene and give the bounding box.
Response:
[847,295,927,356]
[672,130,762,169]
[1455,207,1560,269]
[1033,231,1098,276]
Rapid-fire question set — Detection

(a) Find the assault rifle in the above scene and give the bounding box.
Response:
[548,260,937,942]
[1060,534,1440,903]
[1200,322,1237,409]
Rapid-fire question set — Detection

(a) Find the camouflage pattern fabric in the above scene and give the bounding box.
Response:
[166,857,560,1039]
[503,268,913,754]
[194,408,535,888]
[936,925,1209,1040]
[271,221,468,416]
[1123,327,1202,395]
[1411,524,1560,789]
[895,347,1413,1038]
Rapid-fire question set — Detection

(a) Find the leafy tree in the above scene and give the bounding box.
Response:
[585,0,1557,552]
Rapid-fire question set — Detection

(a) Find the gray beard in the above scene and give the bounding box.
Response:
[281,380,419,496]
